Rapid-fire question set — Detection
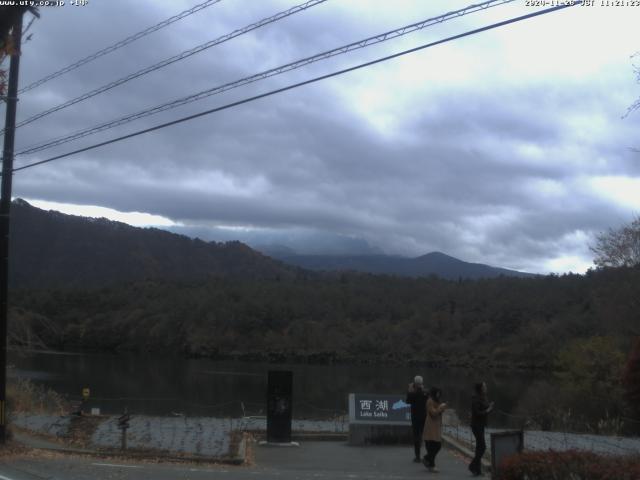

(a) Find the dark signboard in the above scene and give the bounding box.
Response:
[266,370,293,443]
[349,394,412,424]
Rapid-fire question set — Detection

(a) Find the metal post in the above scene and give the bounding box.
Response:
[0,11,24,444]
[118,407,130,450]
[121,425,127,450]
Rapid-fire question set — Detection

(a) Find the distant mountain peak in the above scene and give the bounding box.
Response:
[269,251,534,280]
[416,251,457,260]
[12,198,32,208]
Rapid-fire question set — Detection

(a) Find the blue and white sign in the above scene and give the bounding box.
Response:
[349,393,413,425]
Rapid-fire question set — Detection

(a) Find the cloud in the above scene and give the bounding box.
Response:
[8,0,640,274]
[25,198,178,227]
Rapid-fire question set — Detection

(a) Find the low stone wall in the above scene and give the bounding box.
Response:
[443,425,640,456]
[10,413,348,458]
[10,414,70,438]
[12,413,237,459]
[92,416,233,457]
[13,412,639,459]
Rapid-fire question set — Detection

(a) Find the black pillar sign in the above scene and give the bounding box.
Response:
[266,370,292,443]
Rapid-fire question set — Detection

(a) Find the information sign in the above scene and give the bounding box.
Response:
[349,393,412,425]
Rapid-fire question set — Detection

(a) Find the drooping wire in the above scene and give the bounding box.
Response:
[7,0,328,133]
[11,2,582,174]
[18,0,225,94]
[16,0,516,157]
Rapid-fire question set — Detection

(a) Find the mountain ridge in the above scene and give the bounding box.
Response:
[9,199,297,288]
[265,249,534,280]
[9,199,533,286]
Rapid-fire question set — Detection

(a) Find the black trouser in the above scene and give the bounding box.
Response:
[469,425,486,473]
[424,440,441,467]
[411,417,425,458]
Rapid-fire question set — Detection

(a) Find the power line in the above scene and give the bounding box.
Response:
[16,0,516,157]
[11,1,581,174]
[7,0,328,133]
[18,0,224,94]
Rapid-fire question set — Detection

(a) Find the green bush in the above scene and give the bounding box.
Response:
[496,450,640,480]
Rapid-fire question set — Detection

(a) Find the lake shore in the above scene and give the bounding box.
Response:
[11,412,640,460]
[11,346,553,370]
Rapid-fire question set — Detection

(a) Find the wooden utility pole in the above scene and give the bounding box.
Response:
[0,10,23,444]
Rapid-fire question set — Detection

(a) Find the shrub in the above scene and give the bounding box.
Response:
[623,337,640,419]
[496,450,640,480]
[6,378,68,416]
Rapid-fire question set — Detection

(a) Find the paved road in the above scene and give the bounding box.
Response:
[0,441,479,479]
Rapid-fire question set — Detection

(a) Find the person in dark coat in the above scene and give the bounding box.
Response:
[406,375,428,462]
[469,382,494,476]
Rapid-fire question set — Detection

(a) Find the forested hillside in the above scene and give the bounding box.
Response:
[9,199,297,287]
[9,265,639,368]
[11,199,533,284]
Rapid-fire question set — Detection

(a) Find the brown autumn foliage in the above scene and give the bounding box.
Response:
[497,450,640,480]
[623,337,640,418]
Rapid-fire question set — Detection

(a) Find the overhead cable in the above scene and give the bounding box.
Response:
[11,1,581,174]
[18,0,225,94]
[17,0,515,156]
[7,0,328,133]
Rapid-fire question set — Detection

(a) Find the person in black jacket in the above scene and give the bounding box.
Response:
[406,375,428,462]
[469,382,494,476]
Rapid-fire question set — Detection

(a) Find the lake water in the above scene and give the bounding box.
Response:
[10,351,540,426]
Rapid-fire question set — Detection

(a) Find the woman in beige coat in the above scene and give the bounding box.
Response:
[422,387,447,472]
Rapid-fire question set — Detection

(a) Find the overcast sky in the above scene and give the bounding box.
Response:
[5,0,640,273]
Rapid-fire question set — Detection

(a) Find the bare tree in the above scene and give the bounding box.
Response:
[591,215,640,268]
[625,52,640,118]
[1,7,39,98]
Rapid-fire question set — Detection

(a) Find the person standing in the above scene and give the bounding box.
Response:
[423,387,447,473]
[406,375,428,462]
[469,382,494,477]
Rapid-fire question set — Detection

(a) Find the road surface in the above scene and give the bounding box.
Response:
[0,440,479,479]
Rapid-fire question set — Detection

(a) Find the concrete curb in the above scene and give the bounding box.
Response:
[249,432,348,442]
[13,429,248,466]
[442,433,491,470]
[293,433,348,442]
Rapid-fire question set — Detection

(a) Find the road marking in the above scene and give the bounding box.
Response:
[189,468,229,472]
[91,463,142,469]
[0,474,15,480]
[200,370,262,376]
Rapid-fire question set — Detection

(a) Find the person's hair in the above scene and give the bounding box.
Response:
[474,382,484,394]
[429,386,441,400]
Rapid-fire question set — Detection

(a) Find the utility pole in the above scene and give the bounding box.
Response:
[0,10,24,444]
